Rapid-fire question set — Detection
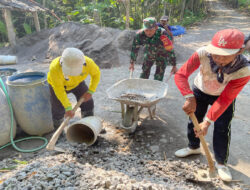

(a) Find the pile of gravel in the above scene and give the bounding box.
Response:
[0,131,245,190]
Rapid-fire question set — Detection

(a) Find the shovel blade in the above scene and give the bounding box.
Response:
[53,147,67,153]
[195,169,217,182]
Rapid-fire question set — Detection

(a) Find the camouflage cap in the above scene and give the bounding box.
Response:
[143,17,157,29]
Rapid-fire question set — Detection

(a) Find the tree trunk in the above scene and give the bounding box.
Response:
[232,0,238,8]
[169,3,172,21]
[157,0,161,20]
[3,9,16,49]
[125,0,130,29]
[164,1,167,15]
[43,0,47,29]
[33,11,41,32]
[193,0,199,14]
[190,0,194,13]
[180,0,187,21]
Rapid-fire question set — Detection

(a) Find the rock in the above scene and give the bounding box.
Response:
[100,128,107,134]
[150,145,159,153]
[160,138,168,143]
[47,173,57,179]
[105,180,111,188]
[62,172,72,177]
[58,174,66,179]
[17,172,27,180]
[194,159,200,164]
[201,172,208,178]
[146,130,155,135]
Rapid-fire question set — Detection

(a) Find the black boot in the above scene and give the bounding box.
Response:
[81,110,94,118]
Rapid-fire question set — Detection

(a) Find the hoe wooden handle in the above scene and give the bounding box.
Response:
[189,113,215,173]
[46,97,85,151]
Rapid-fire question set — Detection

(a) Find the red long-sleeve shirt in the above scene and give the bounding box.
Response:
[175,47,250,122]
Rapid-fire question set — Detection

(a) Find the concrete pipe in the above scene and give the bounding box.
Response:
[66,116,102,146]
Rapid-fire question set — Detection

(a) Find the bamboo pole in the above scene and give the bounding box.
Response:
[43,0,47,29]
[125,0,130,29]
[3,9,16,49]
[32,11,40,32]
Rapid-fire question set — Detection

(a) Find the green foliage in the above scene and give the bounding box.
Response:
[23,23,32,34]
[0,43,5,48]
[0,20,7,36]
[238,0,250,14]
[177,10,206,27]
[0,20,7,42]
[0,0,210,42]
[13,159,28,165]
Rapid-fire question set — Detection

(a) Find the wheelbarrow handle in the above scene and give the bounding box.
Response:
[165,72,173,83]
[129,70,133,79]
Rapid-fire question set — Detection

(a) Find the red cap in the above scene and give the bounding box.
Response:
[205,29,244,55]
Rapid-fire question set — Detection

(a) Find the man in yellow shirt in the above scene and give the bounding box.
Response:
[47,48,101,127]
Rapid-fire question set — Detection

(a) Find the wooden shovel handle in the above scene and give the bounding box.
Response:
[46,97,85,150]
[189,113,215,172]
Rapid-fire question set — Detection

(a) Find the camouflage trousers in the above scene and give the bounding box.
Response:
[140,50,176,81]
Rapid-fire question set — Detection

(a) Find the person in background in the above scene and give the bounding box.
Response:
[129,17,177,81]
[47,47,101,128]
[157,15,174,43]
[174,29,250,182]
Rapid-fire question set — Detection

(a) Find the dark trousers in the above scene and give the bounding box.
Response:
[188,87,235,164]
[49,81,94,120]
[140,58,167,81]
[140,50,176,81]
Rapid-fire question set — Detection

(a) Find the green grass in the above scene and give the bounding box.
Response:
[0,42,9,48]
[172,11,207,27]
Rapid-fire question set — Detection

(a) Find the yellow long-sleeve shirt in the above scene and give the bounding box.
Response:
[47,56,101,111]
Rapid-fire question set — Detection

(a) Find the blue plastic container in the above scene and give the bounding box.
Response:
[0,68,17,90]
[170,25,186,36]
[6,72,54,136]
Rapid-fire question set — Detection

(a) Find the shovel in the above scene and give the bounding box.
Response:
[46,97,85,152]
[189,113,217,179]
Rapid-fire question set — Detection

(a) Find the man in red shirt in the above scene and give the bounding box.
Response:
[174,29,250,182]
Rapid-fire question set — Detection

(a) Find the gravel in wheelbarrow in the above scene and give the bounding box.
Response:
[106,78,168,107]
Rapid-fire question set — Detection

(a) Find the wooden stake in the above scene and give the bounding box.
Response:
[163,152,167,161]
[3,9,16,48]
[33,11,41,32]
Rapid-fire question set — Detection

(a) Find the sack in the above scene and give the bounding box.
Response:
[160,35,173,51]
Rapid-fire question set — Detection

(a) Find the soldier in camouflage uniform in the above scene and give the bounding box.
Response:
[129,17,177,81]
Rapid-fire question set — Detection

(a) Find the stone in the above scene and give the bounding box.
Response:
[105,180,111,188]
[160,138,168,143]
[150,145,159,153]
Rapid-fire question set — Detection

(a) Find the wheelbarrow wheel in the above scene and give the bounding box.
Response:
[120,106,138,134]
[122,106,134,127]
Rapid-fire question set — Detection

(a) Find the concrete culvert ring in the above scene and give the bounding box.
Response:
[66,124,95,145]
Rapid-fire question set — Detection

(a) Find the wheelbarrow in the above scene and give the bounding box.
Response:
[106,78,168,133]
